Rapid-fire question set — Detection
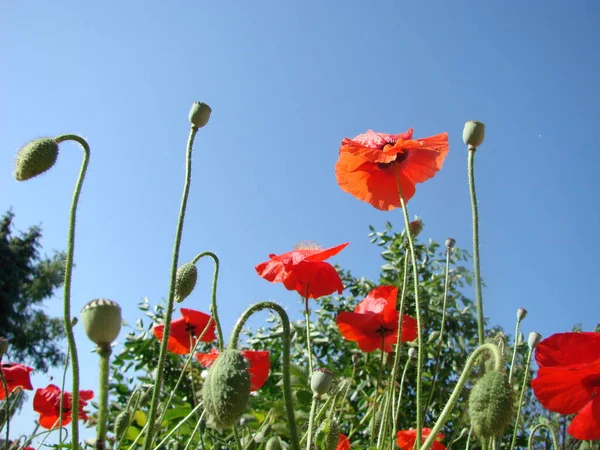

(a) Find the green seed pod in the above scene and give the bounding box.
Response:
[201,349,250,429]
[445,237,456,249]
[311,368,334,398]
[265,436,283,450]
[14,138,59,181]
[175,262,198,303]
[114,409,132,440]
[80,299,122,347]
[462,120,486,149]
[469,371,513,438]
[315,418,340,450]
[189,102,212,129]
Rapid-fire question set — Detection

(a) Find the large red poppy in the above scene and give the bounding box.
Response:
[196,349,270,391]
[153,308,216,355]
[33,384,94,429]
[531,332,600,440]
[336,286,417,353]
[396,428,446,450]
[255,243,348,299]
[335,129,449,211]
[336,434,350,450]
[0,363,34,400]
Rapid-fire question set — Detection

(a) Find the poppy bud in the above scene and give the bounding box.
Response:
[0,338,8,358]
[13,138,59,181]
[265,436,283,450]
[408,347,417,359]
[445,238,456,249]
[140,386,153,405]
[469,370,513,438]
[201,349,251,429]
[174,262,198,303]
[528,332,542,350]
[517,308,528,321]
[315,418,340,450]
[311,368,334,398]
[189,102,212,129]
[80,299,122,347]
[408,218,423,238]
[463,121,486,149]
[114,409,131,440]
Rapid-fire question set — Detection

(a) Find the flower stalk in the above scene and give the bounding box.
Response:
[96,345,112,450]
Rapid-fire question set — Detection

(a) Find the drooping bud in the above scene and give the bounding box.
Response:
[80,299,122,347]
[201,349,251,429]
[469,371,513,438]
[14,138,59,181]
[0,338,9,358]
[517,308,528,321]
[315,418,340,450]
[174,262,198,303]
[408,217,423,238]
[189,102,212,129]
[114,409,132,440]
[463,121,486,149]
[528,332,542,350]
[445,237,456,249]
[311,368,334,398]
[265,436,283,450]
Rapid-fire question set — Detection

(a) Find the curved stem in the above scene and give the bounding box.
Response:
[527,424,558,450]
[419,343,502,450]
[144,126,198,450]
[508,318,523,384]
[306,396,318,450]
[229,301,300,450]
[0,364,9,450]
[191,251,223,351]
[467,147,485,347]
[95,346,111,450]
[509,345,534,450]
[54,134,90,448]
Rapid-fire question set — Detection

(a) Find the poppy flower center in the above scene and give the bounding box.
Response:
[377,147,409,170]
[185,323,197,336]
[376,325,393,336]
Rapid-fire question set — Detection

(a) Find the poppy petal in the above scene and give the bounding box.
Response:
[195,348,220,367]
[567,395,600,440]
[336,433,351,450]
[351,129,414,148]
[181,309,216,342]
[355,286,397,314]
[535,332,600,367]
[153,319,191,355]
[241,350,270,391]
[337,312,384,353]
[283,261,344,298]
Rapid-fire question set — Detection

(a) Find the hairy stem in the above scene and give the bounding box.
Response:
[192,251,223,351]
[304,291,314,373]
[306,396,318,450]
[95,346,112,450]
[508,317,523,384]
[509,345,534,450]
[527,424,558,450]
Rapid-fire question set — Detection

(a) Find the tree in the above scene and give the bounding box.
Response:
[0,210,66,372]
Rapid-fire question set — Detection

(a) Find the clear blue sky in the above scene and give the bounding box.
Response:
[2,0,599,444]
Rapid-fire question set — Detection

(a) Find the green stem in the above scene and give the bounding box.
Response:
[152,402,203,450]
[527,424,558,450]
[394,170,423,447]
[183,410,205,450]
[58,347,70,446]
[233,424,243,450]
[144,126,198,450]
[229,302,300,450]
[0,363,9,450]
[306,396,318,450]
[54,134,90,448]
[393,352,413,432]
[508,317,523,384]
[191,251,223,351]
[467,147,485,347]
[465,427,472,450]
[95,346,111,450]
[369,346,385,447]
[304,293,314,373]
[509,345,534,450]
[419,343,502,450]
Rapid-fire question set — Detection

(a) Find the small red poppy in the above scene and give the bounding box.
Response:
[255,243,348,299]
[396,428,445,450]
[335,129,449,211]
[531,332,600,440]
[153,308,216,355]
[0,363,34,400]
[33,384,94,429]
[196,349,270,391]
[336,433,350,450]
[336,286,417,353]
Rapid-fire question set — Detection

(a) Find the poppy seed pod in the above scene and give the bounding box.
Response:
[80,299,122,347]
[469,370,513,438]
[265,436,283,450]
[14,138,59,181]
[517,308,528,321]
[189,102,212,129]
[201,349,251,429]
[174,262,198,303]
[463,121,486,149]
[315,418,340,450]
[408,218,423,238]
[311,368,334,398]
[445,237,456,249]
[528,332,542,350]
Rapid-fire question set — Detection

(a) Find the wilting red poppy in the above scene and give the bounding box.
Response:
[153,308,216,355]
[335,129,449,211]
[336,286,417,353]
[397,428,445,450]
[255,242,348,299]
[0,363,34,400]
[336,434,350,450]
[33,384,94,429]
[196,349,270,391]
[531,332,600,440]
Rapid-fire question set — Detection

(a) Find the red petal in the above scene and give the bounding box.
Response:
[241,350,270,391]
[195,348,220,367]
[154,318,190,355]
[255,259,289,283]
[336,434,351,450]
[355,286,397,315]
[0,363,34,400]
[282,261,344,299]
[399,314,418,343]
[337,312,384,353]
[536,332,600,367]
[350,129,414,148]
[567,395,600,440]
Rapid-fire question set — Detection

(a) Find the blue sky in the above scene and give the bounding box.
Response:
[2,0,599,444]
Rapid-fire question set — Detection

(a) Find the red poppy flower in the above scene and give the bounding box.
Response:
[0,363,34,400]
[33,384,94,429]
[396,428,446,450]
[335,128,449,211]
[336,434,350,450]
[531,332,600,440]
[336,286,417,353]
[153,308,216,355]
[255,243,348,299]
[196,349,270,391]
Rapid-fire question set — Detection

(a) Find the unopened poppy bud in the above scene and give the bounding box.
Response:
[311,368,334,398]
[315,418,340,450]
[189,102,212,129]
[114,409,131,440]
[408,218,423,238]
[445,238,456,249]
[202,349,251,429]
[174,262,198,303]
[14,138,59,181]
[469,371,513,438]
[81,299,122,347]
[463,120,486,149]
[140,386,153,405]
[0,338,9,357]
[408,347,417,359]
[265,436,283,450]
[517,308,527,321]
[528,332,542,350]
